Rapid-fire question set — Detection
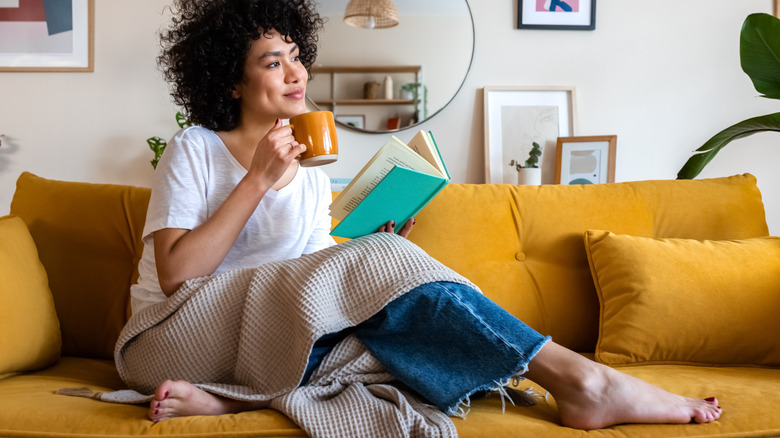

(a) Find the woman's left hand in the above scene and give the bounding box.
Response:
[377,218,415,238]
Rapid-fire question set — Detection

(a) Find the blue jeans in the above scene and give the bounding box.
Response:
[303,282,550,415]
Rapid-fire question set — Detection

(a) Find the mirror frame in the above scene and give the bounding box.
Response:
[307,0,475,134]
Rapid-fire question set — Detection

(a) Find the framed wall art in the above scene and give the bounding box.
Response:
[335,115,365,130]
[0,0,94,72]
[517,0,597,30]
[554,135,616,185]
[483,86,576,184]
[775,0,780,19]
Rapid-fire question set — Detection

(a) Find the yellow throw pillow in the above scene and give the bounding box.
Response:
[585,230,780,367]
[0,216,61,374]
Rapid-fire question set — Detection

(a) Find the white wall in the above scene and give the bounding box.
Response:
[1,0,777,234]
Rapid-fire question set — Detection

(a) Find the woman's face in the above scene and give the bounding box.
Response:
[234,29,308,124]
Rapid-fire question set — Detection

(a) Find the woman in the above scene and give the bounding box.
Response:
[130,0,722,429]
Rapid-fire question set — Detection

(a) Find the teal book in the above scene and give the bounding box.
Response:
[330,130,449,239]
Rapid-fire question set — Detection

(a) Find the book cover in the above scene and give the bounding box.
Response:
[329,130,449,239]
[330,166,448,239]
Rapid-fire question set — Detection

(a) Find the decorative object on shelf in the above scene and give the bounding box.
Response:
[483,86,576,184]
[555,135,616,185]
[678,13,780,179]
[344,0,399,29]
[364,81,381,99]
[146,112,192,169]
[401,82,428,119]
[0,0,94,72]
[335,115,366,130]
[386,117,401,130]
[509,142,542,185]
[516,0,596,31]
[383,75,393,99]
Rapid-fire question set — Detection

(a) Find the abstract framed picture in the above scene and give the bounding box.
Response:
[0,0,94,72]
[517,0,596,30]
[483,86,576,184]
[335,114,365,130]
[555,135,616,185]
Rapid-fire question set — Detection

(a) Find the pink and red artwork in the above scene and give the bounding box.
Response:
[536,0,580,13]
[0,0,73,54]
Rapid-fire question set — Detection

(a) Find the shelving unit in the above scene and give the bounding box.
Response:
[310,65,422,108]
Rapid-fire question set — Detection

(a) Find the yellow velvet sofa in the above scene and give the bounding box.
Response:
[2,171,780,437]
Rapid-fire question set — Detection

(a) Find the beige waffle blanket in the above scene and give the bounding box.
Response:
[110,233,476,437]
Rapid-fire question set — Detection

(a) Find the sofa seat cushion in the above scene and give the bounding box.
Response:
[455,365,780,437]
[0,357,304,437]
[2,358,780,437]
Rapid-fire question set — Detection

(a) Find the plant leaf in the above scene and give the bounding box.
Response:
[176,112,192,128]
[147,136,166,153]
[740,13,780,99]
[677,112,780,179]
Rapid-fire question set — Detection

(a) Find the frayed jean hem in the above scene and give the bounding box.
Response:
[445,335,551,418]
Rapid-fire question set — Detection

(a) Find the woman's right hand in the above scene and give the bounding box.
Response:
[248,118,307,188]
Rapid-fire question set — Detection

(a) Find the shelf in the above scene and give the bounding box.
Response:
[313,99,416,106]
[311,65,422,74]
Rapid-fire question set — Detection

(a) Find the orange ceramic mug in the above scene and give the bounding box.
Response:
[288,111,339,167]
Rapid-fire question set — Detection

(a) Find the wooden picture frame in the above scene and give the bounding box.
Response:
[483,86,576,184]
[517,0,597,30]
[775,0,780,19]
[555,135,616,185]
[0,0,94,72]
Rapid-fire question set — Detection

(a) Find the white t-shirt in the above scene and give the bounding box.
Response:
[130,126,336,314]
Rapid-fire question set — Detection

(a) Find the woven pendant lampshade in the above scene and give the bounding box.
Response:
[344,0,399,29]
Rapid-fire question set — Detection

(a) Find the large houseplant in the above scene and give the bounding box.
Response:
[677,13,780,179]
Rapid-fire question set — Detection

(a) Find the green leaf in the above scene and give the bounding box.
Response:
[146,136,166,153]
[677,112,780,179]
[740,13,780,99]
[175,112,192,128]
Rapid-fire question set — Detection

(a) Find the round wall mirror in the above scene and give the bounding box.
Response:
[308,0,475,133]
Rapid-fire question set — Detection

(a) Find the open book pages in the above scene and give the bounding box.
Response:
[405,130,449,180]
[329,132,447,221]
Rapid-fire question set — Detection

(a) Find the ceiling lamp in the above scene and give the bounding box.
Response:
[344,0,399,29]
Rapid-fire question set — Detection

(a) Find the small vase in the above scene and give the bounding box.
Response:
[383,76,393,99]
[517,168,542,185]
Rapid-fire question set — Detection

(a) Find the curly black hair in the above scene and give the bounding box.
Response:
[158,0,324,131]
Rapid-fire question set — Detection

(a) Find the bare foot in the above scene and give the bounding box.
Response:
[149,380,264,422]
[525,342,722,430]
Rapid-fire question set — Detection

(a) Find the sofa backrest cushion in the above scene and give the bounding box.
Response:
[10,172,150,359]
[408,174,769,352]
[0,215,61,375]
[8,172,769,357]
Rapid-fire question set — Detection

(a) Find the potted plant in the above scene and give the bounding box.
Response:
[677,13,780,179]
[400,82,428,119]
[509,141,542,185]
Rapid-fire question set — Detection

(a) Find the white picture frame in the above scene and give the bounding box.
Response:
[483,86,576,184]
[335,114,366,130]
[0,0,94,72]
[555,135,617,184]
